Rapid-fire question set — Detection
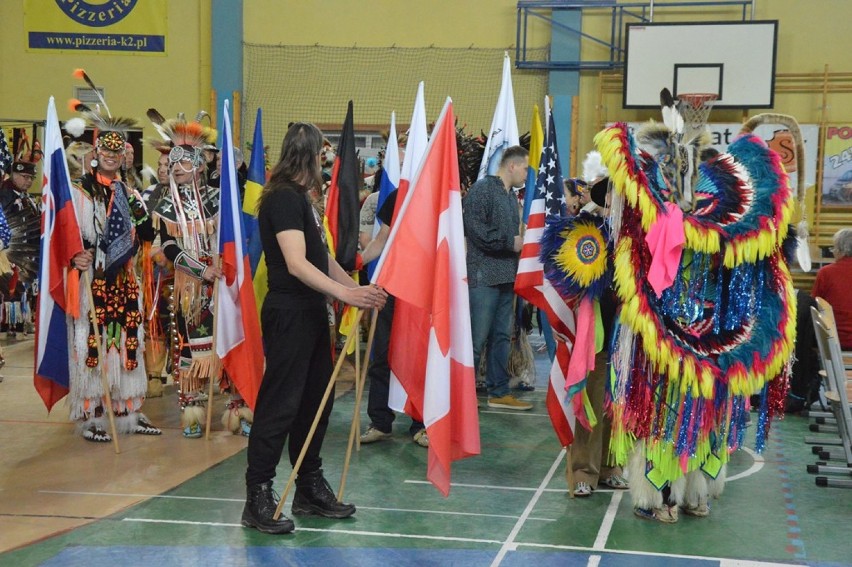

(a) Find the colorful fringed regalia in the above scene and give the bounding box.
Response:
[147,111,252,438]
[594,89,799,519]
[540,211,613,429]
[66,69,161,441]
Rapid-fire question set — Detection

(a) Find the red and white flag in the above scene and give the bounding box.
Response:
[514,103,577,447]
[386,81,429,414]
[374,97,480,495]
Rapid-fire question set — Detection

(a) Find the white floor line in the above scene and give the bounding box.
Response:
[592,491,622,550]
[404,479,614,493]
[39,490,553,522]
[120,518,806,566]
[40,490,244,502]
[726,447,764,482]
[587,554,601,567]
[122,517,504,545]
[490,448,566,567]
[358,505,555,522]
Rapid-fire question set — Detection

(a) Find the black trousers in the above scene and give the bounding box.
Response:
[245,303,333,487]
[366,295,424,435]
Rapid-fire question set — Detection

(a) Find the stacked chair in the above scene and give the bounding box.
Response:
[806,298,852,488]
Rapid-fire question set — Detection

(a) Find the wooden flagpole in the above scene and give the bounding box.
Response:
[83,272,120,454]
[338,307,379,500]
[205,260,221,440]
[273,308,365,521]
[565,445,575,499]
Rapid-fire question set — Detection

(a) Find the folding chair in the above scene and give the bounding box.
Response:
[806,306,852,488]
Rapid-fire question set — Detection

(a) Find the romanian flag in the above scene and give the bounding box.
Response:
[243,109,269,316]
[374,98,480,496]
[34,97,84,411]
[522,104,543,223]
[215,100,264,410]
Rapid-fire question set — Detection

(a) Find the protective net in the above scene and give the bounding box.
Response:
[242,44,549,154]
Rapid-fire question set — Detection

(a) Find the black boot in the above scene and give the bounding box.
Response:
[292,469,356,519]
[241,481,295,534]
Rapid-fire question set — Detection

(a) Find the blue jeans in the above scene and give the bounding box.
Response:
[469,284,514,398]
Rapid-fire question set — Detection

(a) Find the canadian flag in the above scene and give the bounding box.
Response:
[374,97,480,495]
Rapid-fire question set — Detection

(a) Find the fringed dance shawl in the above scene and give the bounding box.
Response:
[596,122,796,487]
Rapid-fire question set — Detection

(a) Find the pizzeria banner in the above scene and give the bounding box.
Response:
[822,124,852,206]
[25,0,167,54]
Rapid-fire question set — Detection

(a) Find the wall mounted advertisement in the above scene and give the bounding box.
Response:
[24,0,167,54]
[822,124,852,206]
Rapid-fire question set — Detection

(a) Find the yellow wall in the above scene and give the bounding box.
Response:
[3,0,851,170]
[0,1,210,157]
[244,0,551,48]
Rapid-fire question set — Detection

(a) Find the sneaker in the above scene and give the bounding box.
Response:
[634,505,679,524]
[487,394,533,411]
[513,380,535,392]
[682,501,710,517]
[475,380,487,394]
[602,474,629,489]
[240,417,252,437]
[574,481,592,497]
[359,426,391,444]
[412,429,429,448]
[183,423,202,438]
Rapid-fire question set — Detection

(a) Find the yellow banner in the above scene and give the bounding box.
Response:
[24,0,167,54]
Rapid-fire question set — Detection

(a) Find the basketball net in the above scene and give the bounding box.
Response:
[677,93,718,139]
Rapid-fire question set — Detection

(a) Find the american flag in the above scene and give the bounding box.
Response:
[514,107,577,447]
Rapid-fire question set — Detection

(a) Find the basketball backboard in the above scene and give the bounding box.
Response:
[623,21,778,109]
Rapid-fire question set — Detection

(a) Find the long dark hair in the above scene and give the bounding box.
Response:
[257,122,323,213]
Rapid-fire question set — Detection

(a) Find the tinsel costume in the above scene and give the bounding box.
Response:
[147,111,252,438]
[592,91,799,518]
[66,71,160,441]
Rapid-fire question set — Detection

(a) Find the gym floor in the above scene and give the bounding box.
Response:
[0,334,849,567]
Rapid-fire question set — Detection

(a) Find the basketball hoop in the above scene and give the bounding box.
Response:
[677,93,718,133]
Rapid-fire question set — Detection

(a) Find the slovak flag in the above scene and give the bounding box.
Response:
[34,97,84,411]
[374,97,480,496]
[215,100,264,410]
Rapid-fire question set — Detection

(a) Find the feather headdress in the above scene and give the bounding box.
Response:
[68,68,136,151]
[146,108,217,160]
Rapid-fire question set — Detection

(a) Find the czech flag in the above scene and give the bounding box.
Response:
[215,100,264,410]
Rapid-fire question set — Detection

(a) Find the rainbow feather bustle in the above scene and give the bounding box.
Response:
[596,123,796,485]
